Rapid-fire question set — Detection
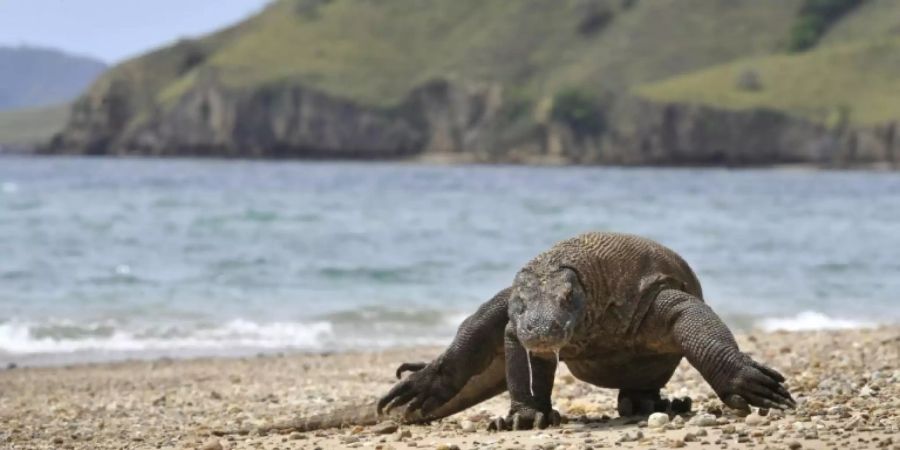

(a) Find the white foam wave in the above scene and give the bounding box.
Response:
[757,311,875,332]
[0,319,333,355]
[0,181,18,193]
[443,312,470,327]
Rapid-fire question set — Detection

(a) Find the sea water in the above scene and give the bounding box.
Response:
[1,156,898,365]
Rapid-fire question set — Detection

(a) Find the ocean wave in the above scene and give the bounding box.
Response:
[757,311,875,332]
[0,319,333,355]
[0,309,878,360]
[1,181,18,193]
[315,305,466,326]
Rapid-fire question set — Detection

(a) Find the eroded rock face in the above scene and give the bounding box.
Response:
[604,99,900,167]
[44,75,900,168]
[536,98,900,168]
[45,77,507,160]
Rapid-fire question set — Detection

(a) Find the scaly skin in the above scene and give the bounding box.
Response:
[217,232,795,435]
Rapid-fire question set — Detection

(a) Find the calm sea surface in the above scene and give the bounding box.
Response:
[1,156,898,365]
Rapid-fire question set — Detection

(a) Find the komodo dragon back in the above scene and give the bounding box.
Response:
[527,232,703,336]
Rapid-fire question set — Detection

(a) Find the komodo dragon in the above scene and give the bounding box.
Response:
[215,232,794,435]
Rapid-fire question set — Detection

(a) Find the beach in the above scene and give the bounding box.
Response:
[1,327,898,450]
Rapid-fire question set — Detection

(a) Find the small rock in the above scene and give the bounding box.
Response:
[372,421,399,435]
[688,413,717,427]
[616,430,644,443]
[669,438,686,448]
[435,445,459,450]
[460,420,477,433]
[844,415,862,430]
[201,439,223,450]
[396,429,412,440]
[859,386,874,397]
[210,391,223,400]
[745,413,765,426]
[648,412,670,429]
[289,432,306,440]
[788,441,802,450]
[827,405,849,418]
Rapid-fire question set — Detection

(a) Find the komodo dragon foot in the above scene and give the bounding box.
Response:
[617,389,692,417]
[488,406,562,431]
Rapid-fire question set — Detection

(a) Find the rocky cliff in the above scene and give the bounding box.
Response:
[43,73,899,168]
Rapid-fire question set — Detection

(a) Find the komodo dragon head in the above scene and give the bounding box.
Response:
[508,265,586,355]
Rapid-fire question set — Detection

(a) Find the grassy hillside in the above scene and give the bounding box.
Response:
[635,0,900,126]
[130,0,805,109]
[819,0,900,46]
[0,104,69,147]
[636,37,900,126]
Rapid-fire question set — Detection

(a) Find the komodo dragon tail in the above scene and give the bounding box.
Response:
[212,402,412,436]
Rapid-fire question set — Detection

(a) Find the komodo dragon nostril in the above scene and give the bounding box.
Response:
[549,321,563,334]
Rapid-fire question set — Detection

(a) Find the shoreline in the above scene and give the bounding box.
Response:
[1,327,898,449]
[3,151,900,172]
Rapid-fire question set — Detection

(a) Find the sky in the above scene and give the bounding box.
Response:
[0,0,271,63]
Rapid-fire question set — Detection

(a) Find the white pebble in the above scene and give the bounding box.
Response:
[648,412,670,428]
[745,413,764,426]
[687,413,717,427]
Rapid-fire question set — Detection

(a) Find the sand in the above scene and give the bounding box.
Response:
[1,327,898,450]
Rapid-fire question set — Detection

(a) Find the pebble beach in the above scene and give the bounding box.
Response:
[1,327,898,450]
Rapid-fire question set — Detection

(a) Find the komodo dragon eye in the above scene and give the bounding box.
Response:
[557,291,572,306]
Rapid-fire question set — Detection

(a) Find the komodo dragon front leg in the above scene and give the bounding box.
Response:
[377,288,512,421]
[647,289,796,413]
[487,323,561,431]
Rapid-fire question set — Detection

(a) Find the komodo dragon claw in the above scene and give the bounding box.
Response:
[395,362,427,379]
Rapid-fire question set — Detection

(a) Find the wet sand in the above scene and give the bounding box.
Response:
[1,327,898,449]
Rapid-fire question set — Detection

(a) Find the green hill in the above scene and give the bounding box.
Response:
[819,0,900,46]
[89,0,806,110]
[193,0,801,106]
[0,104,69,148]
[45,0,900,167]
[637,37,900,126]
